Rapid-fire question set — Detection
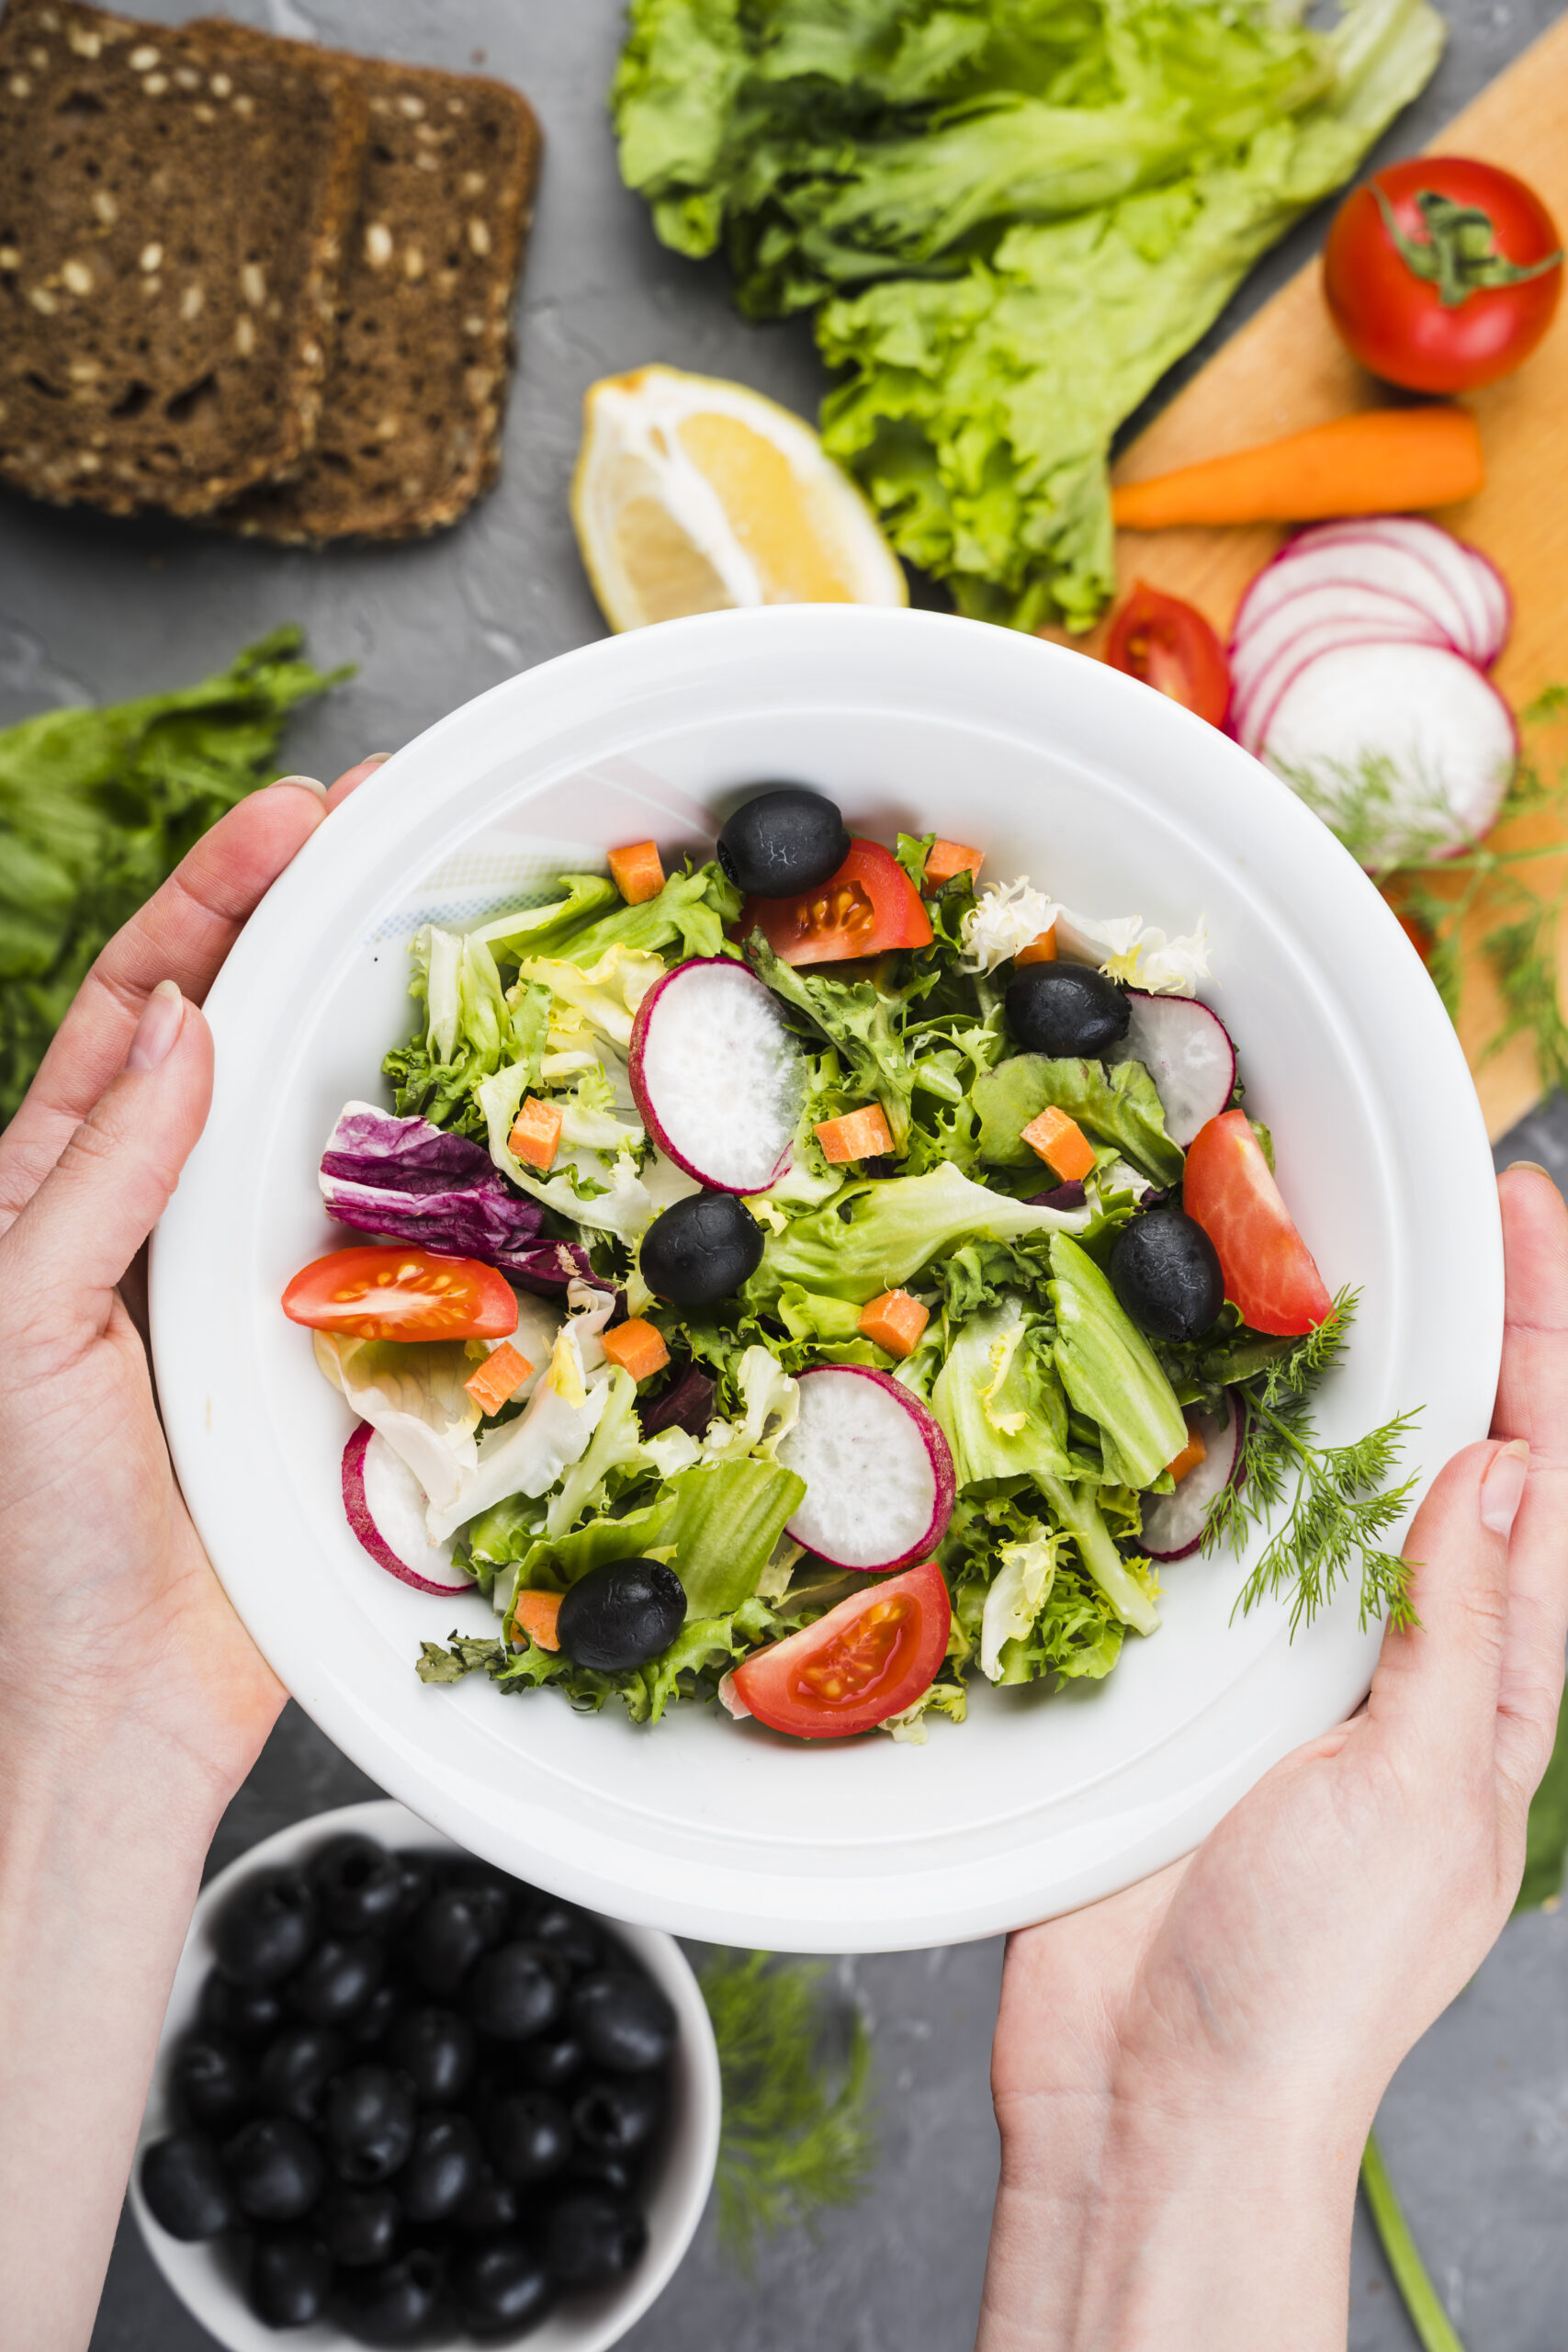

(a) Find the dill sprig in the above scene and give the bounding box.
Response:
[1205,1292,1420,1634]
[701,1951,877,2269]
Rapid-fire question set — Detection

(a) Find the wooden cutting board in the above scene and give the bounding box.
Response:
[1065,13,1568,1142]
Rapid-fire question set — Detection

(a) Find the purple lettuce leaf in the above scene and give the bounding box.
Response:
[320,1102,553,1272]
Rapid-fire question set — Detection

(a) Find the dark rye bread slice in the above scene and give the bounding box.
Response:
[0,0,367,516]
[201,26,541,542]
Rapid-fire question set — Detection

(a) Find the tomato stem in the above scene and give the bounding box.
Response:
[1375,185,1562,310]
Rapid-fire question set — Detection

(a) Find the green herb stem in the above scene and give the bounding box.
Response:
[1360,2130,1469,2352]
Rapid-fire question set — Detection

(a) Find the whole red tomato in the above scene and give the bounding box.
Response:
[1324,156,1562,393]
[1104,582,1230,726]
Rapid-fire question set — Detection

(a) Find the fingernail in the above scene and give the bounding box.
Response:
[1481,1438,1530,1536]
[359,753,392,766]
[268,773,328,800]
[1506,1159,1557,1183]
[124,978,184,1073]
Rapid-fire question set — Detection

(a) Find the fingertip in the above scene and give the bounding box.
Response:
[327,754,391,810]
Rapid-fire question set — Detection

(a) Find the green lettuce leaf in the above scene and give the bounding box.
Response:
[931,1298,1071,1485]
[503,1456,807,1622]
[973,1052,1183,1186]
[1047,1232,1187,1489]
[756,1160,1089,1305]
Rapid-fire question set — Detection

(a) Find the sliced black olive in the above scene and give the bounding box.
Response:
[317,2183,402,2268]
[257,2025,346,2123]
[334,2247,445,2346]
[199,1973,285,2048]
[172,2033,254,2132]
[247,2228,334,2328]
[638,1191,764,1311]
[451,2237,557,2336]
[481,2088,573,2185]
[221,2115,328,2222]
[388,2006,476,2105]
[140,2132,237,2241]
[403,1887,501,1996]
[570,1971,678,2074]
[1109,1209,1224,1342]
[556,1560,687,1675]
[395,2110,483,2222]
[212,1869,317,1989]
[308,1836,408,1939]
[717,786,849,898]
[323,2067,418,2185]
[290,1936,384,2027]
[544,2189,648,2288]
[1005,964,1130,1058]
[468,1940,567,2042]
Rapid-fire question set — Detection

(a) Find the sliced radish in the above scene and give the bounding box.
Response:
[628,956,805,1195]
[1262,641,1517,854]
[1276,519,1489,662]
[1229,582,1447,699]
[1232,616,1448,755]
[776,1365,954,1573]
[1458,538,1511,665]
[1108,990,1235,1149]
[343,1423,470,1594]
[1139,1398,1243,1562]
[1240,529,1473,658]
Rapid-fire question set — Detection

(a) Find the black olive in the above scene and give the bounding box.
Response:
[199,1973,285,2048]
[544,2189,648,2288]
[389,1852,436,1926]
[247,2228,334,2328]
[482,2089,573,2185]
[442,1864,516,1939]
[1005,965,1131,1058]
[525,1898,603,1974]
[388,2007,476,2105]
[349,1984,404,2049]
[467,1940,567,2041]
[257,2026,346,2123]
[290,1936,384,2027]
[212,1869,317,1989]
[324,2067,418,2185]
[172,2034,254,2132]
[451,2237,557,2336]
[451,2166,520,2237]
[556,1560,686,1675]
[334,2247,445,2346]
[396,2111,483,2222]
[318,2183,402,2268]
[566,2146,641,2195]
[571,1972,678,2074]
[308,1836,409,1939]
[572,2073,666,2155]
[639,1191,764,1311]
[1109,1209,1224,1343]
[403,1888,502,1996]
[222,2115,328,2222]
[717,786,849,898]
[517,2030,587,2092]
[140,2132,237,2241]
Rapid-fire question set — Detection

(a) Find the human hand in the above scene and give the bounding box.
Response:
[978,1162,1568,2352]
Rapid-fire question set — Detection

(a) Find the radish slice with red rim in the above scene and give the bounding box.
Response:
[1229,582,1448,696]
[1108,991,1235,1149]
[628,955,806,1194]
[1241,533,1475,657]
[1231,616,1448,755]
[776,1365,954,1572]
[1140,1398,1243,1562]
[1458,539,1511,665]
[343,1423,471,1593]
[1277,519,1491,662]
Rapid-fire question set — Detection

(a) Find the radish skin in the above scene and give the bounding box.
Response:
[1232,617,1448,754]
[1281,518,1494,662]
[1243,533,1473,655]
[343,1423,470,1594]
[1140,1399,1244,1561]
[777,1365,954,1572]
[1109,991,1235,1148]
[628,956,805,1194]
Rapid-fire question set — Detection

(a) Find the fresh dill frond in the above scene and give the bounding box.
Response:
[701,1951,877,2269]
[1205,1293,1421,1635]
[1483,904,1568,1096]
[1275,747,1463,879]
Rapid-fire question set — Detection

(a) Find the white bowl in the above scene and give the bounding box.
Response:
[130,1800,720,2352]
[151,605,1502,1951]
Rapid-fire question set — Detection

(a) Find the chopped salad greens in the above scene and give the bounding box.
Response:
[283,787,1418,1741]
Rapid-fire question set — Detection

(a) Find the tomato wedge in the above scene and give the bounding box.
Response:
[282,1246,518,1342]
[739,838,933,967]
[1181,1111,1332,1337]
[729,1557,951,1739]
[1105,582,1231,727]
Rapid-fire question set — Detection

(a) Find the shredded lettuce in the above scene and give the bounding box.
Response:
[757,1160,1090,1305]
[973,1054,1183,1187]
[931,1298,1071,1485]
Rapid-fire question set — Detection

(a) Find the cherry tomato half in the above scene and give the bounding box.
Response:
[1105,583,1231,727]
[1181,1111,1332,1338]
[739,838,933,967]
[1324,157,1563,394]
[730,1557,951,1739]
[282,1246,518,1342]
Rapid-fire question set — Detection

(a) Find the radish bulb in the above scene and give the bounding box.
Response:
[1139,1399,1244,1562]
[342,1423,471,1594]
[628,956,805,1194]
[776,1365,954,1572]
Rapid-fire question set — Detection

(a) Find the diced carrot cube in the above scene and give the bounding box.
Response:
[923,839,983,890]
[1166,1423,1208,1485]
[508,1095,562,1171]
[599,1316,671,1383]
[1015,925,1058,966]
[514,1589,563,1652]
[857,1289,930,1358]
[1021,1104,1097,1182]
[608,839,666,906]
[464,1340,534,1417]
[814,1105,894,1163]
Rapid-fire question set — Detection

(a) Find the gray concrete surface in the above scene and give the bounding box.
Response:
[3,0,1560,2341]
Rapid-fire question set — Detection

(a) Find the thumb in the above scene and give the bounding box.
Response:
[0,982,214,1341]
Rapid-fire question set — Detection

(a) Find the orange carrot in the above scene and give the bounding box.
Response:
[508,1095,562,1171]
[464,1340,533,1416]
[1166,1422,1208,1485]
[1111,407,1483,531]
[1021,1105,1097,1182]
[923,840,983,890]
[1015,925,1058,967]
[608,839,665,906]
[815,1105,894,1163]
[858,1289,930,1358]
[600,1317,671,1382]
[513,1589,563,1652]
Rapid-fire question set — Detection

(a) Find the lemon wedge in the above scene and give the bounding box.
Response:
[571,366,908,631]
